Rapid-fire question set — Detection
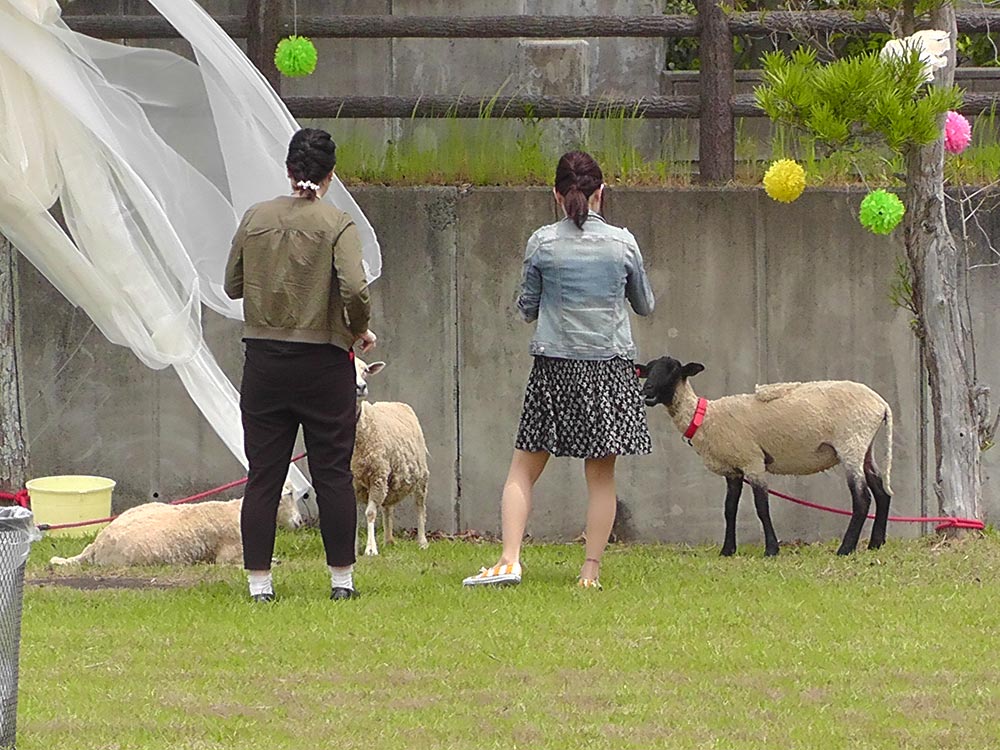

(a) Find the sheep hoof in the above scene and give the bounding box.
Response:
[764,546,780,557]
[835,546,854,556]
[719,546,736,557]
[364,547,379,556]
[868,538,885,550]
[418,539,429,550]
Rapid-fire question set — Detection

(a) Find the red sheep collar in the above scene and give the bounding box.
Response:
[683,398,709,441]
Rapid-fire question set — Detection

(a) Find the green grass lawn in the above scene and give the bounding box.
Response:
[18,529,1000,749]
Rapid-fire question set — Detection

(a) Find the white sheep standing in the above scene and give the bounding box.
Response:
[353,357,429,556]
[638,356,893,557]
[49,485,302,566]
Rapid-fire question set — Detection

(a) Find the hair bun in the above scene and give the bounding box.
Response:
[286,128,338,200]
[554,151,604,229]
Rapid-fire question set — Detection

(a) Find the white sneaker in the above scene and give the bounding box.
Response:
[462,562,522,587]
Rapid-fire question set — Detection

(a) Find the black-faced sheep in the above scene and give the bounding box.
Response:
[638,356,893,557]
[353,358,429,555]
[49,486,302,566]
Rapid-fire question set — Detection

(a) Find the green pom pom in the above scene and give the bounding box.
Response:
[859,189,905,235]
[274,35,318,78]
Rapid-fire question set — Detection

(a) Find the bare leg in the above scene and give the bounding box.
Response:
[497,449,550,566]
[580,455,617,581]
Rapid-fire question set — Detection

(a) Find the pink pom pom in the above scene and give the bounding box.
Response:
[944,111,972,154]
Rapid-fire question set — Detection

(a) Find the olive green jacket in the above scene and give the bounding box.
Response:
[224,196,370,350]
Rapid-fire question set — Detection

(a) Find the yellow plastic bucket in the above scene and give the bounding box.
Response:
[25,475,115,537]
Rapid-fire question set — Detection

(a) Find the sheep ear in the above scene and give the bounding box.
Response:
[365,361,387,376]
[681,362,705,378]
[635,363,649,379]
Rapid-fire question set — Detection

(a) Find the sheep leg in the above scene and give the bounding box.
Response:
[216,543,244,565]
[837,472,872,556]
[720,476,743,556]
[382,505,394,546]
[864,454,892,550]
[50,543,95,566]
[353,502,361,559]
[364,483,388,556]
[364,499,380,556]
[750,481,780,557]
[415,480,429,550]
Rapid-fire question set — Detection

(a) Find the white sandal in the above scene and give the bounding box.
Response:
[462,561,522,587]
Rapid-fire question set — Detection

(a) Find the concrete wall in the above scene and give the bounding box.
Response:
[16,187,1000,547]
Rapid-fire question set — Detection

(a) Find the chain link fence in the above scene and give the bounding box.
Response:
[0,508,39,749]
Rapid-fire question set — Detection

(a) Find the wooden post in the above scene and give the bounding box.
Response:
[697,0,734,182]
[246,0,283,95]
[0,237,28,495]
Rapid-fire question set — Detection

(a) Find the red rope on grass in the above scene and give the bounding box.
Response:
[21,452,308,532]
[746,480,986,533]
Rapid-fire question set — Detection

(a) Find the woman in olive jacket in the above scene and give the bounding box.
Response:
[225,128,375,603]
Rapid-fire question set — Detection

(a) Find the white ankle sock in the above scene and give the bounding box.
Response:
[247,570,273,596]
[329,565,354,590]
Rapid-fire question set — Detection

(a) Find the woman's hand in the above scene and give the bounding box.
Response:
[356,329,378,354]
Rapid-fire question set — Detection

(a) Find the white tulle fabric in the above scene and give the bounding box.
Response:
[0,0,382,505]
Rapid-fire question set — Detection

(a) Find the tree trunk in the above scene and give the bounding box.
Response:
[0,236,28,494]
[903,4,986,529]
[697,0,735,183]
[246,0,283,95]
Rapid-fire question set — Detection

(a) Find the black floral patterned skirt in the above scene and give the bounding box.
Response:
[515,356,652,459]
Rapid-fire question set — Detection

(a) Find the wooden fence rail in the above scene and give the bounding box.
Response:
[284,92,1000,119]
[283,95,701,119]
[63,6,1000,182]
[64,10,1000,39]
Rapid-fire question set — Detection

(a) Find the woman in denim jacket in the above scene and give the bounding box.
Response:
[464,151,655,589]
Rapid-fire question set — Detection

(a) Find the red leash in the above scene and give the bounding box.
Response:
[0,490,30,509]
[3,453,307,532]
[746,479,985,533]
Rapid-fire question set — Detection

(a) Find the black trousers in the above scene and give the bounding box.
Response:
[240,340,357,569]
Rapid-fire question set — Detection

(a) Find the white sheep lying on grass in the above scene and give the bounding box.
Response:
[49,486,302,566]
[638,356,893,557]
[353,357,429,556]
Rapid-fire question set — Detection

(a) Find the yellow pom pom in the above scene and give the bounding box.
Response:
[763,159,806,203]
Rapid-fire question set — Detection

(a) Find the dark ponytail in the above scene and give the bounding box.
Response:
[554,151,603,229]
[286,128,337,200]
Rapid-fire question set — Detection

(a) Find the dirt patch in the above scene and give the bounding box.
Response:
[800,686,831,704]
[27,575,187,590]
[396,527,500,543]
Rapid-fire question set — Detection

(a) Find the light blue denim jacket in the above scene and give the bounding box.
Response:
[517,213,655,360]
